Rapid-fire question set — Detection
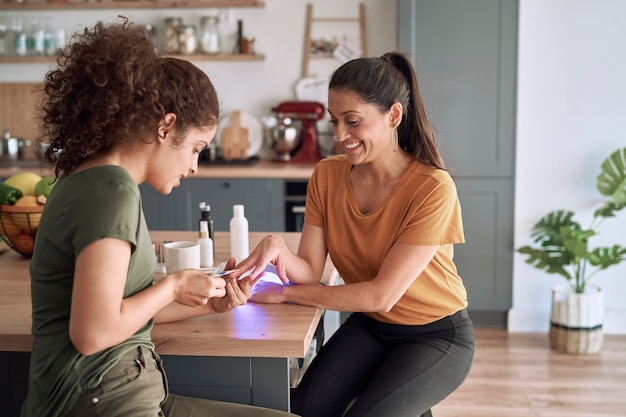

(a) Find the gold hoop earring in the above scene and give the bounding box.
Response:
[391,128,398,152]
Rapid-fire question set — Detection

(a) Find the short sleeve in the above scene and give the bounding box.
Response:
[398,178,465,246]
[304,162,326,228]
[64,180,141,257]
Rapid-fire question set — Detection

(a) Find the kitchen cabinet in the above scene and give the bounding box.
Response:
[397,0,518,325]
[140,177,285,232]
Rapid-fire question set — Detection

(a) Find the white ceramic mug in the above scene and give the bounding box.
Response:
[163,241,201,274]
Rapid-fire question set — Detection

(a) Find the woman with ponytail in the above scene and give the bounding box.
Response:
[236,51,475,417]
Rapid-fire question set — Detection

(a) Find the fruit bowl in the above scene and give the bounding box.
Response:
[0,204,44,258]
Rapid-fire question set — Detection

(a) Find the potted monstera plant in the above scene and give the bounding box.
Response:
[517,147,626,354]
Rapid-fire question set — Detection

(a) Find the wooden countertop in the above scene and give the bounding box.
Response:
[0,231,337,358]
[0,161,316,180]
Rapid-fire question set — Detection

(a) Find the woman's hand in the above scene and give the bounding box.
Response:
[208,256,262,313]
[234,235,291,283]
[250,281,288,304]
[211,273,263,313]
[169,256,237,307]
[171,269,227,307]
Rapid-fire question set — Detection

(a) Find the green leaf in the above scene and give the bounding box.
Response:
[594,201,626,218]
[517,246,572,280]
[530,210,577,244]
[561,226,593,258]
[588,245,626,269]
[597,147,626,204]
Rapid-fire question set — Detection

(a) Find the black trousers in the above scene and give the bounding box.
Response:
[292,309,475,417]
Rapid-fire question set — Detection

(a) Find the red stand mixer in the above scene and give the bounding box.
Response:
[270,101,325,163]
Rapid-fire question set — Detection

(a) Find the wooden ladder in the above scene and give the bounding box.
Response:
[301,2,367,78]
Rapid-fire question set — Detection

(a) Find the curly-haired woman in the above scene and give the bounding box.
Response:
[22,18,296,417]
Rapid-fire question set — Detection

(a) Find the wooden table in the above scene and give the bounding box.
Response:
[0,160,317,180]
[0,231,337,413]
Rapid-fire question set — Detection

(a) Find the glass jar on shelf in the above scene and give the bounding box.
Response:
[199,15,221,55]
[0,15,8,56]
[240,35,255,55]
[13,17,27,57]
[177,24,197,55]
[43,16,57,56]
[163,16,182,54]
[26,17,44,56]
[143,24,157,51]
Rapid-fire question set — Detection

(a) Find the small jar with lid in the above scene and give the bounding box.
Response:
[240,35,255,54]
[177,24,197,55]
[163,17,182,54]
[199,15,221,55]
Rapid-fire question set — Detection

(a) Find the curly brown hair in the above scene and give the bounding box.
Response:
[39,17,220,179]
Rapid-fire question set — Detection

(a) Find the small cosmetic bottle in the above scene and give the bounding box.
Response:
[199,202,215,260]
[198,220,214,268]
[229,204,249,260]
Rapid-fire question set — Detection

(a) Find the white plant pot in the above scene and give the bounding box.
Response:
[549,283,604,354]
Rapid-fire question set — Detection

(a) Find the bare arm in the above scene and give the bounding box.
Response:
[252,239,439,313]
[70,238,229,355]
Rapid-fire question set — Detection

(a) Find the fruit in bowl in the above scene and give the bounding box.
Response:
[4,172,42,198]
[0,173,55,258]
[11,196,43,229]
[0,202,44,258]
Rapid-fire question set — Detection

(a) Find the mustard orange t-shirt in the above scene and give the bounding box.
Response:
[305,155,468,325]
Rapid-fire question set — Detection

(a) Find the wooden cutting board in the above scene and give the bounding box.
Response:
[0,83,41,143]
[220,110,249,160]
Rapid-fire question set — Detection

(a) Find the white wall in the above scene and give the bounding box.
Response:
[509,0,626,333]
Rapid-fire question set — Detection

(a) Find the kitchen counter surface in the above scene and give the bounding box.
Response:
[0,231,337,357]
[0,160,317,180]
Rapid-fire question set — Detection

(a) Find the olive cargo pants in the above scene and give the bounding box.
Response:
[66,346,298,417]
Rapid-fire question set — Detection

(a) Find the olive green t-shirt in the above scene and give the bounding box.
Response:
[22,166,155,417]
[306,155,468,325]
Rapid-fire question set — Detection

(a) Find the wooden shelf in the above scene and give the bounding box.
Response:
[0,53,265,64]
[166,53,265,61]
[0,1,265,11]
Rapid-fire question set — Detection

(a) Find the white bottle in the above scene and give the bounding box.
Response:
[230,204,249,260]
[198,220,214,268]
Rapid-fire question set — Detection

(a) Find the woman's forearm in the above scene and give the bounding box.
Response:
[153,300,214,323]
[282,280,391,313]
